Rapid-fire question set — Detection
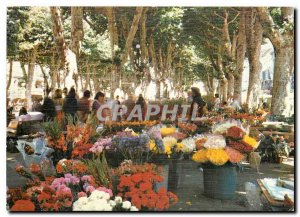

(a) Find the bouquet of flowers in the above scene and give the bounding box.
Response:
[169,132,188,141]
[192,134,246,166]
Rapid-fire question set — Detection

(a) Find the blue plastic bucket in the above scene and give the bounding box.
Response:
[202,163,237,200]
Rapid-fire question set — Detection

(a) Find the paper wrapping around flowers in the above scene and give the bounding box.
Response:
[203,134,226,149]
[16,138,54,167]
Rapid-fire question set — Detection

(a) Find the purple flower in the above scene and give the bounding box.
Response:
[81,175,92,183]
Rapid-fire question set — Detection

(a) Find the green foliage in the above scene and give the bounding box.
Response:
[42,119,62,140]
[7,7,30,58]
[84,153,111,187]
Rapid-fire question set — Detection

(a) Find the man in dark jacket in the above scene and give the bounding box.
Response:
[63,87,78,122]
[190,87,206,119]
[42,89,56,121]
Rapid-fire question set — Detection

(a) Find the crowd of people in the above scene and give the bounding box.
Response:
[8,86,272,127]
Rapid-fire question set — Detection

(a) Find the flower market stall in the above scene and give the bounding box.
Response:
[7,105,295,212]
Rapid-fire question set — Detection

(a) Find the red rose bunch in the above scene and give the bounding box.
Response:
[226,126,245,140]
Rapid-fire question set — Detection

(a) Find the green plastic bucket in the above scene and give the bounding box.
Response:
[202,163,237,200]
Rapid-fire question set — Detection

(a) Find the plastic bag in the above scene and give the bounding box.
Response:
[245,182,263,211]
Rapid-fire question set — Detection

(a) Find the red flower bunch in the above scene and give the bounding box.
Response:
[227,140,253,153]
[29,163,41,174]
[36,185,73,211]
[71,143,93,158]
[226,126,245,140]
[178,122,197,134]
[118,172,178,211]
[56,159,87,175]
[10,199,35,211]
[7,187,29,206]
[47,134,67,151]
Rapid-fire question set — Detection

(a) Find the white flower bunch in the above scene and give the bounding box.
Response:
[163,136,178,148]
[181,137,196,153]
[73,190,138,211]
[203,135,226,149]
[212,122,237,134]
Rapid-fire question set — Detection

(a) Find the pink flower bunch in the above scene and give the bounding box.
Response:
[96,187,113,197]
[81,175,98,194]
[77,191,87,198]
[51,173,80,189]
[89,137,112,154]
[224,146,245,163]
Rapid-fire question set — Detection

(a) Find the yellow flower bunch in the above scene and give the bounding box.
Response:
[160,127,176,137]
[242,135,258,149]
[192,149,208,163]
[149,140,157,152]
[176,142,184,152]
[206,149,229,166]
[162,136,178,157]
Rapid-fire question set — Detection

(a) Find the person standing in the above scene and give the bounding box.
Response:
[41,88,56,121]
[123,94,136,120]
[63,87,78,122]
[190,87,206,119]
[136,94,146,120]
[53,89,64,122]
[92,91,110,122]
[78,90,91,123]
[214,93,221,110]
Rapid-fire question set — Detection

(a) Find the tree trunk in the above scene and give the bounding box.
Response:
[227,73,234,99]
[270,47,293,116]
[20,62,28,82]
[234,10,246,103]
[120,7,143,68]
[156,80,161,100]
[245,8,263,109]
[70,7,84,56]
[84,63,90,91]
[6,58,13,96]
[25,48,38,110]
[220,78,228,102]
[39,64,49,91]
[50,6,76,88]
[257,7,294,116]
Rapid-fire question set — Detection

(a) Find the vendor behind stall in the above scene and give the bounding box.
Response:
[18,107,31,122]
